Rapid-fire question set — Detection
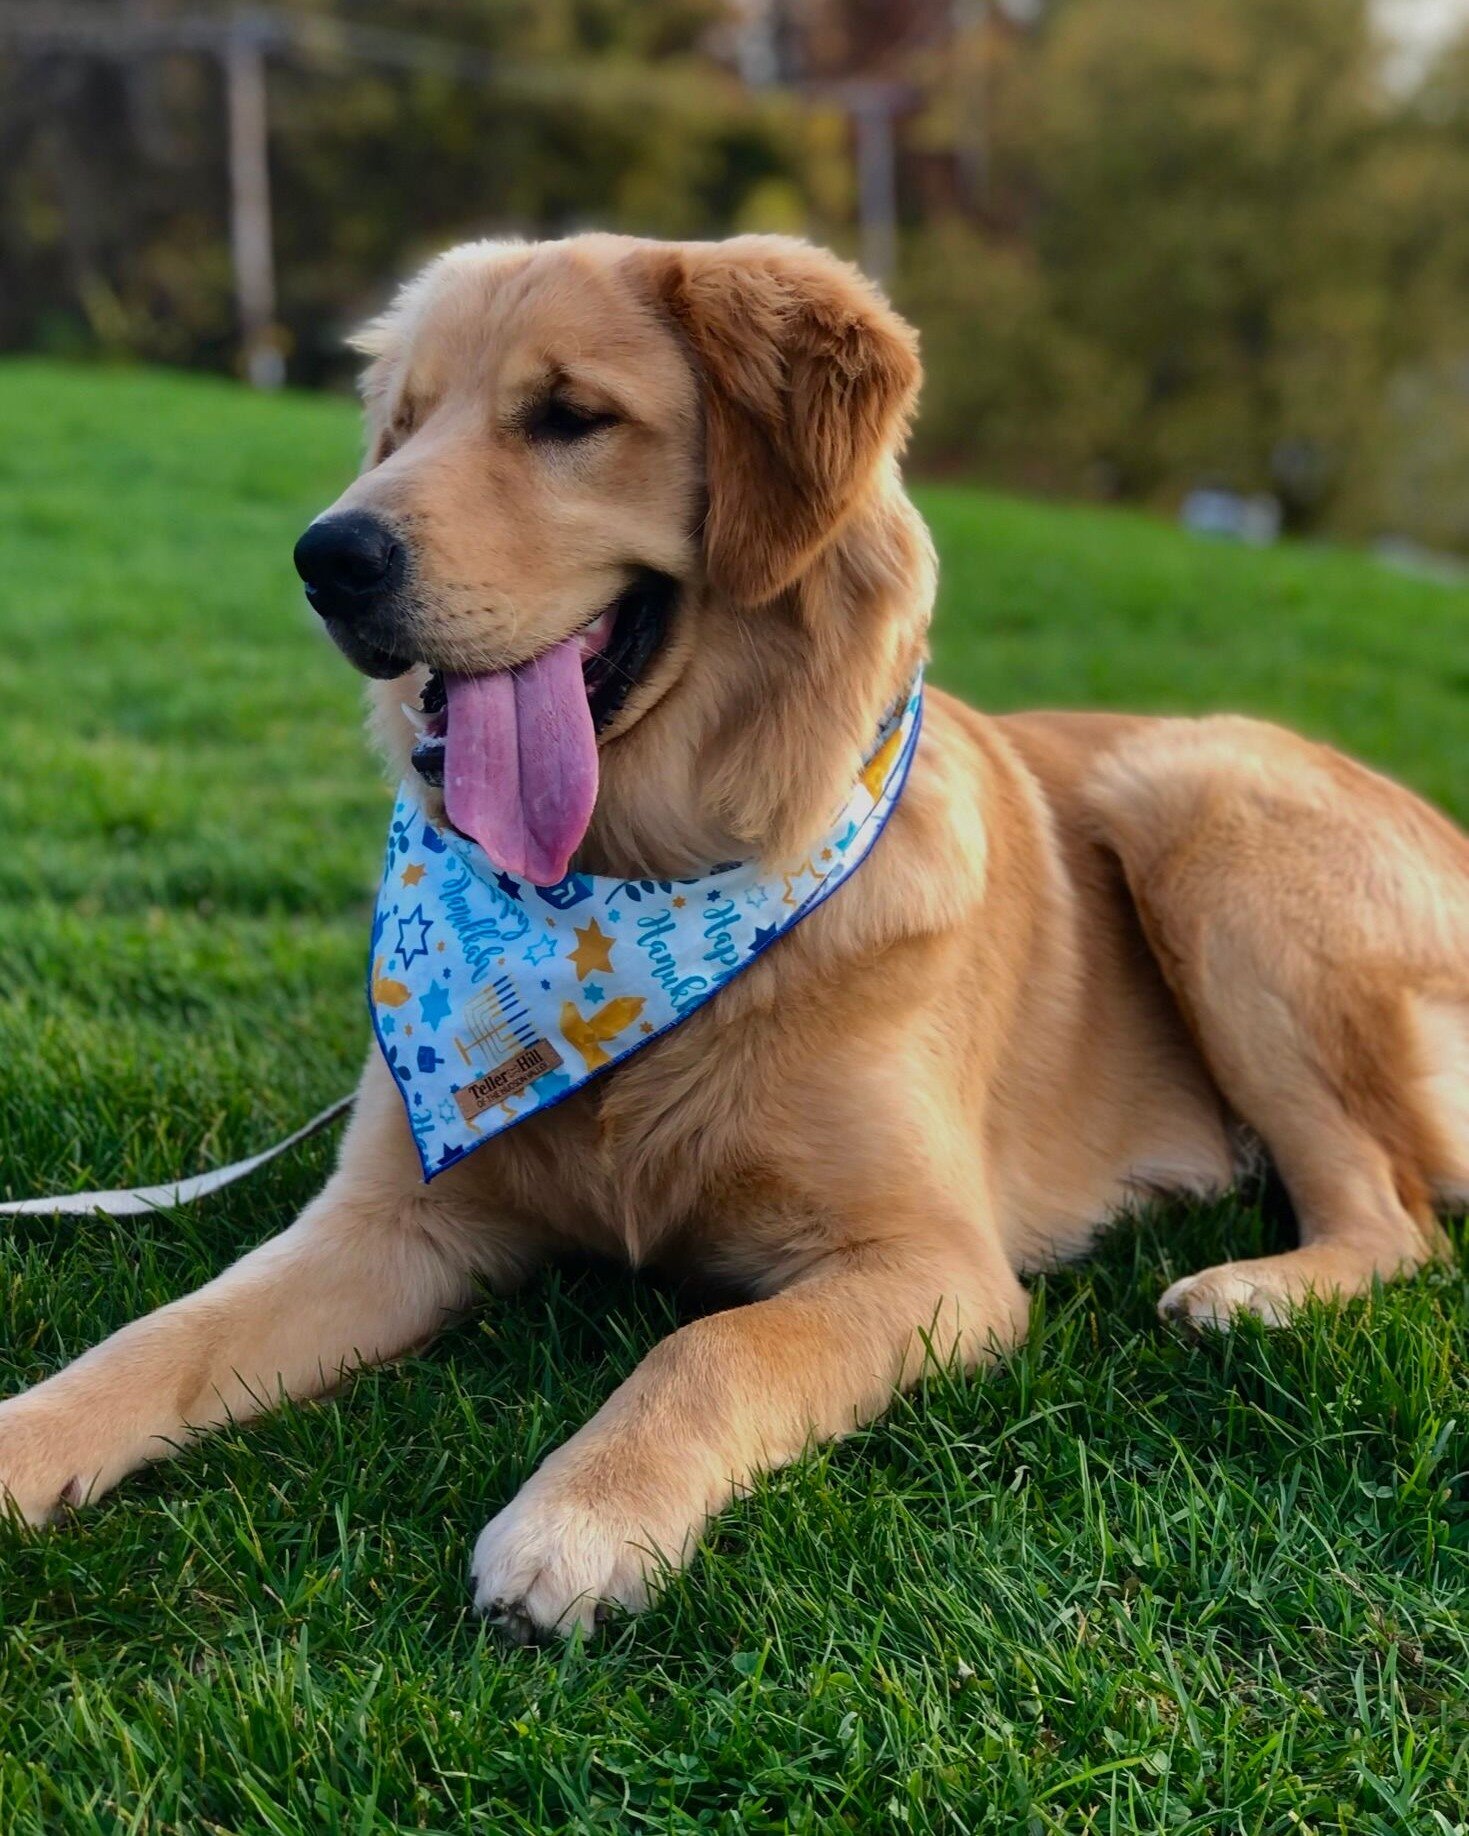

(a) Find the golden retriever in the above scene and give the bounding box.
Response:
[2,235,1466,1642]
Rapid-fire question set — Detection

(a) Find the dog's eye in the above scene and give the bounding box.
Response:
[374,408,416,464]
[528,397,618,444]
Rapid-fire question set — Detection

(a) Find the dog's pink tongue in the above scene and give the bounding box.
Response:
[443,636,597,886]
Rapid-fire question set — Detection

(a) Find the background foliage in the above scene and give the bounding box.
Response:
[902,0,1469,548]
[8,0,1469,548]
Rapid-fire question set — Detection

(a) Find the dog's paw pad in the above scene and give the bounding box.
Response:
[476,1595,544,1647]
[469,1478,665,1642]
[1159,1264,1292,1330]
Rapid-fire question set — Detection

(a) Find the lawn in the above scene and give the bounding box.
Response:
[1,357,1467,1835]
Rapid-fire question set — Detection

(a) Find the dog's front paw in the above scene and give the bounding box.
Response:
[470,1460,692,1643]
[0,1393,96,1527]
[1159,1259,1297,1329]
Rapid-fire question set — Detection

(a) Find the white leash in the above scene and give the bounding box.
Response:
[0,1094,355,1218]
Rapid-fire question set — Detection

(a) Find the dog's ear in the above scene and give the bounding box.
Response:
[639,237,921,606]
[347,303,408,468]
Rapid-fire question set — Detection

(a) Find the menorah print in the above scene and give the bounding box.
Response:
[455,976,539,1070]
[451,977,564,1124]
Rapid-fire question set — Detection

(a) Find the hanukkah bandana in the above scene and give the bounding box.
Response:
[369,677,924,1180]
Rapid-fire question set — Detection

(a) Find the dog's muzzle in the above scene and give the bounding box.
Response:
[294,510,414,677]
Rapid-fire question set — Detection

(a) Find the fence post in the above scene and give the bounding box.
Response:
[223,11,282,388]
[852,86,898,288]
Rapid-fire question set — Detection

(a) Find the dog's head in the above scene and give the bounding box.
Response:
[295,234,926,883]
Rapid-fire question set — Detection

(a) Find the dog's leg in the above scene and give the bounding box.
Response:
[1088,719,1468,1329]
[1152,1006,1451,1331]
[0,1059,528,1524]
[1141,927,1455,1331]
[470,1227,1029,1640]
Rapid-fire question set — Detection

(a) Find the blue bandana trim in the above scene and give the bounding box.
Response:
[368,677,924,1180]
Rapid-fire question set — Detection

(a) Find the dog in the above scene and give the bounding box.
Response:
[1,235,1466,1642]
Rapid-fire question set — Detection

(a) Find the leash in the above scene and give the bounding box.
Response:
[0,1094,354,1218]
[4,680,920,1216]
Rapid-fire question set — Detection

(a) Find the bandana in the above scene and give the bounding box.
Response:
[369,677,923,1180]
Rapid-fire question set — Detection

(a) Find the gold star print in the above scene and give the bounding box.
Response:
[672,896,686,908]
[640,1022,654,1034]
[401,862,426,887]
[569,919,615,980]
[821,848,833,862]
[781,862,813,906]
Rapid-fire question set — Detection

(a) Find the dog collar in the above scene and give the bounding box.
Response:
[368,675,924,1180]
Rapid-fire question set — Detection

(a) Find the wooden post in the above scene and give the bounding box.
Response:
[223,12,282,388]
[852,86,898,288]
[951,0,989,213]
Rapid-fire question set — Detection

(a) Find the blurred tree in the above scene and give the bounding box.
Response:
[1001,0,1394,528]
[897,0,1430,533]
[896,221,1137,495]
[897,0,1469,550]
[1358,27,1469,550]
[0,0,807,383]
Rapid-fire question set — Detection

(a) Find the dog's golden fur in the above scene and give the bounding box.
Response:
[2,235,1466,1640]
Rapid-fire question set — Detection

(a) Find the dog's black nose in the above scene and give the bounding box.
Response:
[293,512,400,618]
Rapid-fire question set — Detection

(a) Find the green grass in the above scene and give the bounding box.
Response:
[1,356,1467,1834]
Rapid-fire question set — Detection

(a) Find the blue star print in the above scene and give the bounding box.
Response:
[752,925,781,951]
[745,884,769,909]
[584,982,605,1004]
[418,979,452,1031]
[395,904,433,968]
[495,872,523,901]
[524,934,558,966]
